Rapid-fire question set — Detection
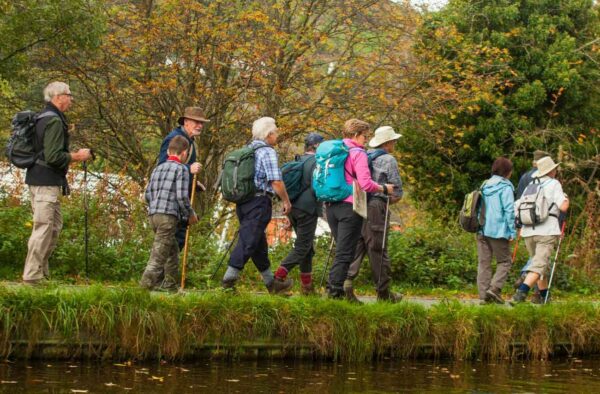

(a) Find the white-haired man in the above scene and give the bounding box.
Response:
[23,81,92,284]
[222,117,293,293]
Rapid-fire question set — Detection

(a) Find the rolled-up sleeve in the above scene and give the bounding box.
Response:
[175,166,193,221]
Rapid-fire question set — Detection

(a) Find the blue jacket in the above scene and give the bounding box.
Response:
[479,175,516,240]
[158,126,196,171]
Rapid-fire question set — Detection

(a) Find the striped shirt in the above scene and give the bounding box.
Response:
[249,140,282,193]
[145,159,194,221]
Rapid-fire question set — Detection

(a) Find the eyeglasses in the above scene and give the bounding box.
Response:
[60,93,73,97]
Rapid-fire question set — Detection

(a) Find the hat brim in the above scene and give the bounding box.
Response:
[532,162,560,178]
[178,116,210,125]
[368,133,402,148]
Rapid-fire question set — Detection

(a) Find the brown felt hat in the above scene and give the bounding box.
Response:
[533,150,549,164]
[177,107,210,125]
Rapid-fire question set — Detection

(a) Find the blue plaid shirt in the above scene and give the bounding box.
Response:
[249,140,281,193]
[145,159,194,221]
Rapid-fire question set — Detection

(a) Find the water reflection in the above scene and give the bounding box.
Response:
[1,358,599,393]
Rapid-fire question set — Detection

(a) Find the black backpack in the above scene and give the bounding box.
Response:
[5,110,56,169]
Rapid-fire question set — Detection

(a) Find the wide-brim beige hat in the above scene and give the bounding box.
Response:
[532,156,560,178]
[177,106,210,125]
[369,126,402,148]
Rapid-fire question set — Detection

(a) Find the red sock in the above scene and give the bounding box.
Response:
[300,273,312,286]
[275,266,288,280]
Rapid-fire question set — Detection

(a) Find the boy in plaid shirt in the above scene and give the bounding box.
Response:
[140,135,198,291]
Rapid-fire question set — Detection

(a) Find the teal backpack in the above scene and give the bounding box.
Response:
[312,140,354,202]
[281,155,314,202]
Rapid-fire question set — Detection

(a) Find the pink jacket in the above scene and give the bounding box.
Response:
[343,138,381,203]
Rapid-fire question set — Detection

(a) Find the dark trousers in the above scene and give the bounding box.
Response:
[347,198,391,293]
[326,201,363,294]
[280,208,318,274]
[228,195,272,272]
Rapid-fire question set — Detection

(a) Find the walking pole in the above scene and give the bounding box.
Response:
[180,173,198,290]
[544,221,567,304]
[319,237,335,288]
[511,229,521,263]
[377,196,391,290]
[210,231,239,280]
[83,160,89,284]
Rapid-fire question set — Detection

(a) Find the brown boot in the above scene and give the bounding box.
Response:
[300,282,315,295]
[377,289,403,303]
[343,279,362,304]
[268,277,293,295]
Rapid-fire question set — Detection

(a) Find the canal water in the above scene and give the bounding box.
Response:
[1,358,599,392]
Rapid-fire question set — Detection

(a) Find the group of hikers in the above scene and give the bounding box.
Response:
[15,82,568,305]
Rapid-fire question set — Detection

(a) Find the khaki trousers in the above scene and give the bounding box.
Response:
[23,186,63,281]
[140,214,180,290]
[524,235,558,277]
[476,234,512,299]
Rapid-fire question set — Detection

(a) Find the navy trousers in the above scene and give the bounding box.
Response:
[228,195,272,272]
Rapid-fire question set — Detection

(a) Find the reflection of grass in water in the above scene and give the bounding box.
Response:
[0,284,599,362]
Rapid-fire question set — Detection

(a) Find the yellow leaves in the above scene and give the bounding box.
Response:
[151,376,164,382]
[428,120,435,126]
[578,133,587,144]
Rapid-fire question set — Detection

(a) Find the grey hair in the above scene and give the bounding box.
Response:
[252,117,278,140]
[43,81,70,102]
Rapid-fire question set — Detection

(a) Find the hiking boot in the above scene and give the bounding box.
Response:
[300,282,315,296]
[377,289,403,303]
[510,290,528,305]
[222,278,237,290]
[344,287,362,304]
[326,288,345,300]
[530,291,544,304]
[485,289,504,304]
[513,275,526,289]
[268,277,293,295]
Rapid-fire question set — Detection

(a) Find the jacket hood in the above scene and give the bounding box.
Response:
[482,175,514,197]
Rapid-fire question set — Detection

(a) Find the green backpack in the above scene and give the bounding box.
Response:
[221,145,268,203]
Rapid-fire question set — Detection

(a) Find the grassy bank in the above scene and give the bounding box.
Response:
[1,285,599,362]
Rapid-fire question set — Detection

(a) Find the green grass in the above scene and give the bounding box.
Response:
[1,284,599,362]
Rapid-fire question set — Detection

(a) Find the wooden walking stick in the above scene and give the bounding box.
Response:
[180,173,198,290]
[511,229,521,264]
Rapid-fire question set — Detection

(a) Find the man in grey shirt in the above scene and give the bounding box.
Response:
[345,126,403,302]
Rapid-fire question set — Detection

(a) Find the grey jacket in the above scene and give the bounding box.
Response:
[368,150,403,200]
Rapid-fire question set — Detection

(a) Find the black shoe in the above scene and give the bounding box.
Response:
[485,289,504,304]
[327,288,345,300]
[510,290,528,305]
[268,277,293,295]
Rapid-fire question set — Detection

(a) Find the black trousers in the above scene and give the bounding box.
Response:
[326,201,363,295]
[228,195,272,272]
[280,207,318,274]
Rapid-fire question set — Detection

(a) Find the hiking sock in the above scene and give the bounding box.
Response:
[274,266,288,280]
[539,289,548,299]
[300,272,312,286]
[517,283,531,294]
[260,269,274,288]
[223,266,241,282]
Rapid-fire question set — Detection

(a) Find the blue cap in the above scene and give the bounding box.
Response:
[304,132,324,146]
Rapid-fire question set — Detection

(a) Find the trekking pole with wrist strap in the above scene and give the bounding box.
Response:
[83,160,89,283]
[377,196,391,290]
[544,220,567,304]
[511,229,521,264]
[210,231,238,281]
[180,173,198,290]
[319,237,335,288]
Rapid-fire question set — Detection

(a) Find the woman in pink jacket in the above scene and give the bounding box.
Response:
[326,119,395,300]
